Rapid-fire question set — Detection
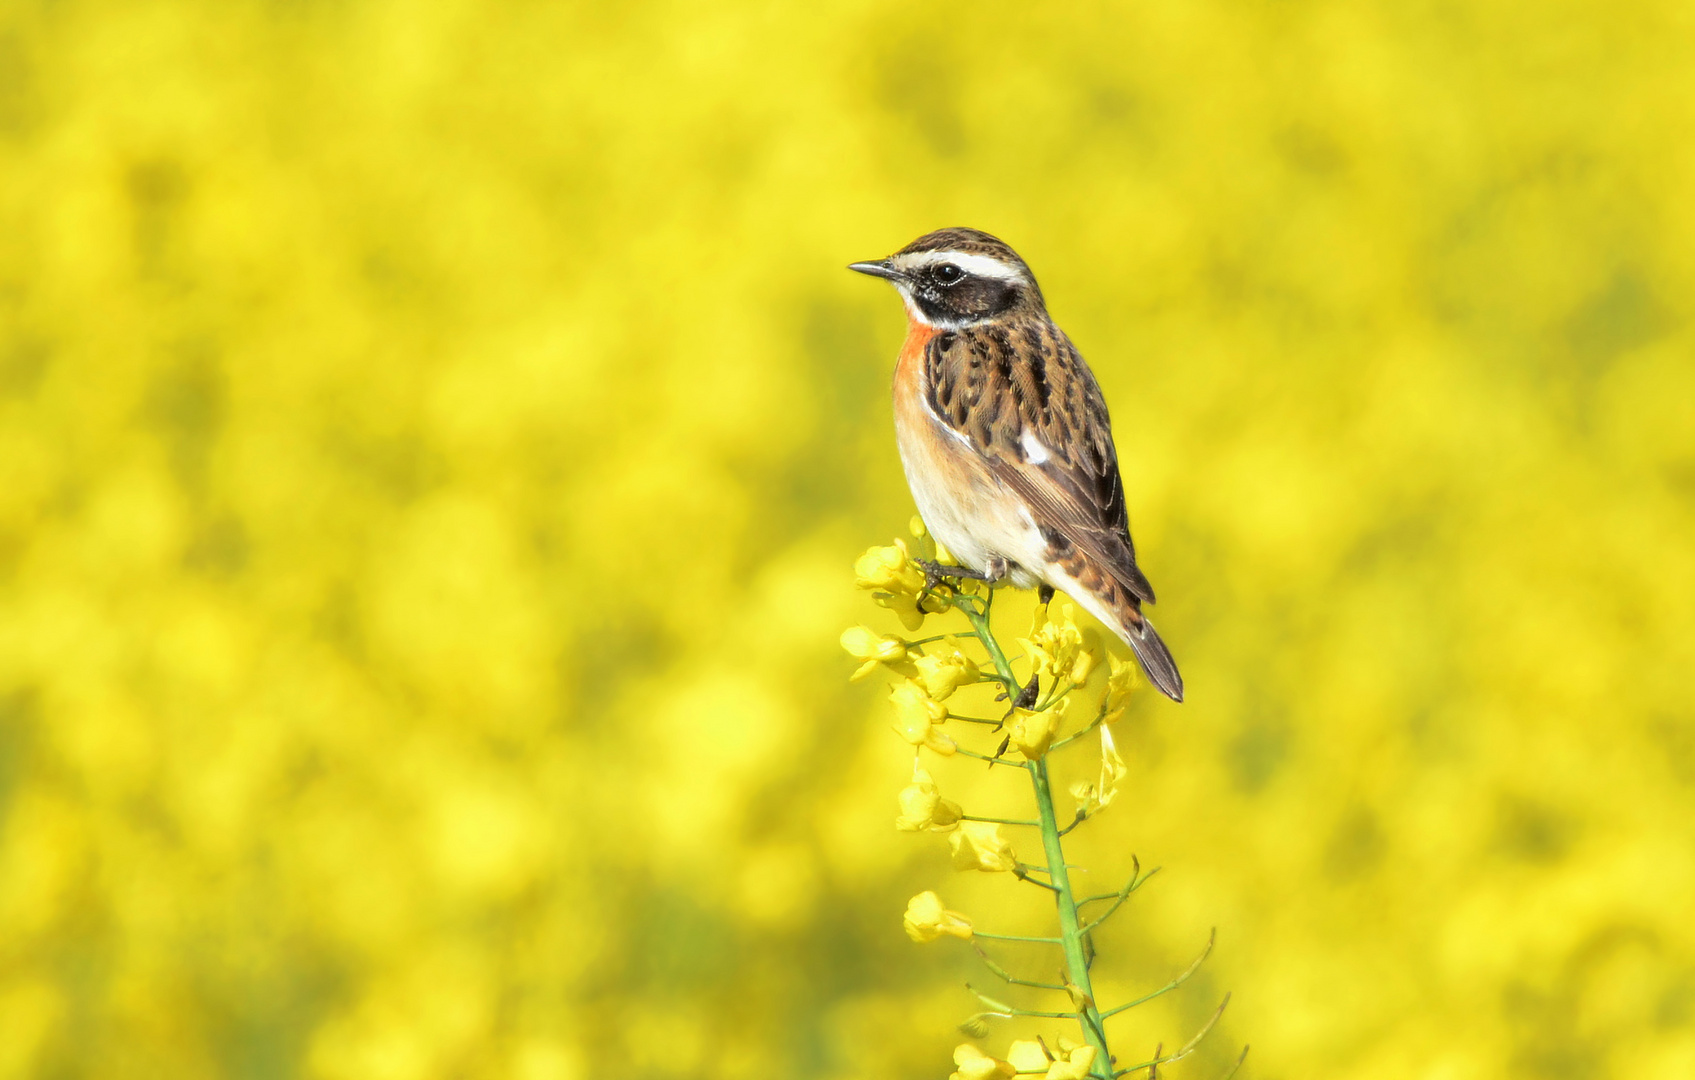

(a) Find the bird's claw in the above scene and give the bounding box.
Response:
[915,559,991,597]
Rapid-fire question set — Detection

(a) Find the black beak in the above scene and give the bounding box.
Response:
[848,259,901,281]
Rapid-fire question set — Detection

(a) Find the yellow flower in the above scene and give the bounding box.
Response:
[1044,1045,1097,1080]
[948,820,1017,872]
[1102,652,1143,724]
[949,1044,1015,1080]
[873,590,924,631]
[855,535,958,629]
[1069,627,1101,685]
[890,679,956,755]
[839,625,915,681]
[896,762,962,831]
[1008,697,1066,760]
[854,539,924,594]
[889,678,947,729]
[904,891,973,942]
[1020,603,1086,682]
[913,642,979,700]
[1069,724,1128,817]
[1005,1040,1050,1072]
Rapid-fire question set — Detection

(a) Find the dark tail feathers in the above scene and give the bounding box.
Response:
[1123,611,1184,702]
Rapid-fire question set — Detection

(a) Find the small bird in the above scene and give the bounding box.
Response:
[850,227,1183,702]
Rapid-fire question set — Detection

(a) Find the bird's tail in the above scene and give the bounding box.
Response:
[1044,556,1184,703]
[1121,608,1184,703]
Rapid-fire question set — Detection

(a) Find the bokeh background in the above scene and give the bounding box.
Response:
[2,1,1693,1077]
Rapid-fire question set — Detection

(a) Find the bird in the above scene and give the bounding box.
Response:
[849,227,1183,702]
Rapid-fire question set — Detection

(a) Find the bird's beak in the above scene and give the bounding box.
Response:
[848,259,902,281]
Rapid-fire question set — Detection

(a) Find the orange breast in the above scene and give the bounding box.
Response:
[893,317,938,392]
[891,315,986,494]
[891,317,944,451]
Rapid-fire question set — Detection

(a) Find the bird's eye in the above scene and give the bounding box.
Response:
[934,263,964,285]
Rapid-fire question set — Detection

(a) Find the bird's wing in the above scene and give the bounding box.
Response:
[922,321,1157,605]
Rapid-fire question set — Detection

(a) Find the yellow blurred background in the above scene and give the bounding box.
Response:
[2,1,1693,1076]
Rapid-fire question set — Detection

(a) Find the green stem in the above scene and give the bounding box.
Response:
[906,632,973,647]
[959,591,1114,1080]
[970,943,1067,990]
[957,596,1017,686]
[1030,757,1113,1078]
[954,747,1024,769]
[974,931,1063,944]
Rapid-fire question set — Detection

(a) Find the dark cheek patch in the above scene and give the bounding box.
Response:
[963,280,1014,316]
[919,279,1019,324]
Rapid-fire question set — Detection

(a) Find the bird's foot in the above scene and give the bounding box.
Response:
[915,558,999,595]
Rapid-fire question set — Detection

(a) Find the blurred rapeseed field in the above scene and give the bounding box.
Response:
[2,1,1693,1077]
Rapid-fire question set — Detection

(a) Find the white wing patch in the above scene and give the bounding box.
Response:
[1020,428,1051,465]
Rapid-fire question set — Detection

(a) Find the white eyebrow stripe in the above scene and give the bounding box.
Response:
[896,249,1028,283]
[1020,429,1051,464]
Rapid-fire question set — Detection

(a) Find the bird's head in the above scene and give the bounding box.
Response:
[850,227,1045,329]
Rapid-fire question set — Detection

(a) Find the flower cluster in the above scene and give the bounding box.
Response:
[842,628,981,697]
[839,522,1229,1080]
[854,538,946,630]
[1019,602,1100,687]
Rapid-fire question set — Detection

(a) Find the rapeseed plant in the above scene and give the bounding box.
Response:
[846,520,1247,1080]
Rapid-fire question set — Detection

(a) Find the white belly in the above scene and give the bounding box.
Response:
[895,411,1048,590]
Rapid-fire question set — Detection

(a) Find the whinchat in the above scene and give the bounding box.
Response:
[851,227,1183,702]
